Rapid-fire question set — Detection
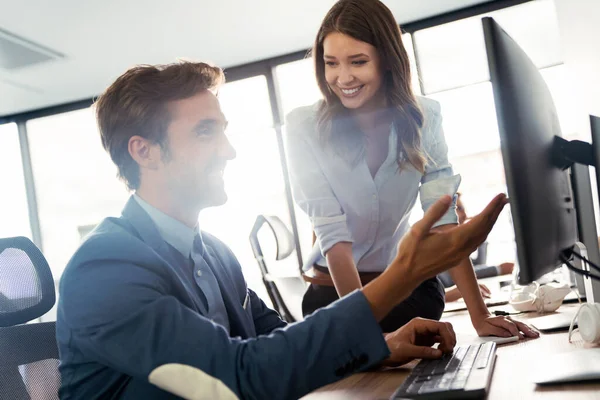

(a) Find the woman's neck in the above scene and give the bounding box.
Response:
[352,107,391,136]
[350,92,390,136]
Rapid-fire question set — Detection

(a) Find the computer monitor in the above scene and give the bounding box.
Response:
[591,115,600,194]
[482,17,579,285]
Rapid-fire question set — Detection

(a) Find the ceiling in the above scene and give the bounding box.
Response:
[0,0,492,118]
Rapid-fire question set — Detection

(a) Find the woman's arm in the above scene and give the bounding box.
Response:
[418,100,536,338]
[285,108,353,264]
[326,242,362,297]
[436,225,538,339]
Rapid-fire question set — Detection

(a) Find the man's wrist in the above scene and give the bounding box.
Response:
[363,260,417,321]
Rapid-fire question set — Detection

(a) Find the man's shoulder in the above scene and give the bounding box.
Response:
[71,217,146,262]
[61,217,160,284]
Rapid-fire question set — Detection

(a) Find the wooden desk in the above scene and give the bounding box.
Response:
[302,302,600,399]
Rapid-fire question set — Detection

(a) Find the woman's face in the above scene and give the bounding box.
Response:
[323,32,385,111]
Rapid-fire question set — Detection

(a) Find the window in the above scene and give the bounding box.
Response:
[402,33,422,96]
[26,109,130,280]
[0,123,31,239]
[428,82,499,159]
[414,0,562,94]
[200,76,297,299]
[409,0,570,267]
[540,65,589,140]
[275,57,322,119]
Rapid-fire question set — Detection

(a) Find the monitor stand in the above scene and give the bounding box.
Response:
[533,163,600,384]
[523,158,600,333]
[570,162,600,303]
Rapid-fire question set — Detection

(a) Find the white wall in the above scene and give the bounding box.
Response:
[554,0,600,237]
[554,0,600,120]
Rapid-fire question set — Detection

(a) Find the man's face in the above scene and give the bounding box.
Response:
[159,90,236,209]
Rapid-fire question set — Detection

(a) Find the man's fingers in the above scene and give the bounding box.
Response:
[460,194,507,247]
[413,319,456,353]
[411,196,452,239]
[403,344,443,360]
[481,193,509,231]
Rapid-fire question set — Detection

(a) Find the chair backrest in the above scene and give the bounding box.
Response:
[472,241,489,266]
[0,236,60,400]
[252,216,295,262]
[249,216,304,322]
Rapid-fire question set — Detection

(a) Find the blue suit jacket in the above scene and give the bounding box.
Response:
[57,197,389,400]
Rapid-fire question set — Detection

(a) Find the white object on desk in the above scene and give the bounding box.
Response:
[569,302,600,344]
[532,348,600,385]
[529,310,578,332]
[509,282,572,313]
[475,335,520,345]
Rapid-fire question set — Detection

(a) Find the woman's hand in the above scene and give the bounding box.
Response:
[472,314,539,339]
[445,283,491,302]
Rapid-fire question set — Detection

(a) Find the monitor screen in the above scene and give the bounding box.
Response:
[483,17,578,284]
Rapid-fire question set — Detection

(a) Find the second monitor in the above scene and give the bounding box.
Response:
[483,17,600,291]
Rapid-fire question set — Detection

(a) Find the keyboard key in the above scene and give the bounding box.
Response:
[391,343,496,399]
[475,342,495,369]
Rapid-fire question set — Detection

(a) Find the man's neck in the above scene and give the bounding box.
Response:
[135,187,200,229]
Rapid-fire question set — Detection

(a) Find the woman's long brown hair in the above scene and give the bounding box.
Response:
[313,0,426,172]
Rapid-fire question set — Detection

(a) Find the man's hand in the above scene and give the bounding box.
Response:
[363,194,507,321]
[391,193,508,285]
[384,318,456,367]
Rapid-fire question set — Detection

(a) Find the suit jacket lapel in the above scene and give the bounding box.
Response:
[203,245,255,338]
[121,196,255,337]
[120,196,208,314]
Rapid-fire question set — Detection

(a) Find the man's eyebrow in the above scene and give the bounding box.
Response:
[193,118,226,130]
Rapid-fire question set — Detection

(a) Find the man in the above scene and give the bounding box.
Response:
[443,192,515,302]
[56,61,508,400]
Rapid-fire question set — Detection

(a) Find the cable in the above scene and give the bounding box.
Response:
[570,250,600,274]
[560,253,600,281]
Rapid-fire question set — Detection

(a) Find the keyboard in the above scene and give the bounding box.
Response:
[390,342,497,399]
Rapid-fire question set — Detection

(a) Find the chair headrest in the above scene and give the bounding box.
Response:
[0,237,55,327]
[262,216,295,261]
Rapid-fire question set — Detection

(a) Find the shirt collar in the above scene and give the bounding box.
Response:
[133,194,197,257]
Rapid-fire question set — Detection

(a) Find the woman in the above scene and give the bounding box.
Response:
[285,0,536,337]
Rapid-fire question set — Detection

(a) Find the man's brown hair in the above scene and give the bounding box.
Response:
[95,61,224,190]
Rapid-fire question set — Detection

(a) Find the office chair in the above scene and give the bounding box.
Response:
[249,215,306,323]
[0,236,60,400]
[472,241,488,266]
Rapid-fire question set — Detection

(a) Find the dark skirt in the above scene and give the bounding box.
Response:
[301,277,446,333]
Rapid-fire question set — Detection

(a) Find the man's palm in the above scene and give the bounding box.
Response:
[394,193,507,283]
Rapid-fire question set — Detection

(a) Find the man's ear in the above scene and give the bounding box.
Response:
[129,136,162,170]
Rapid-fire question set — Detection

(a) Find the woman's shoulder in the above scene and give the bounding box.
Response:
[416,96,441,119]
[285,101,323,136]
[415,96,444,141]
